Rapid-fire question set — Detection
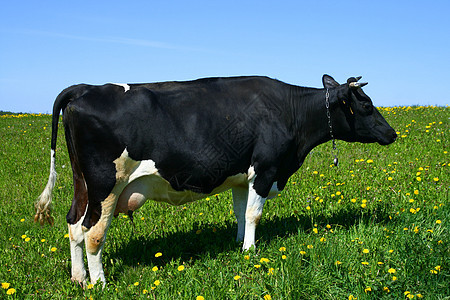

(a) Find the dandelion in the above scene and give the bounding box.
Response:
[234,275,241,281]
[361,261,369,265]
[177,265,185,271]
[154,280,160,286]
[430,269,438,274]
[416,294,423,298]
[435,265,441,271]
[133,282,139,286]
[282,255,287,260]
[351,198,357,203]
[365,287,372,293]
[307,245,313,249]
[320,237,326,242]
[20,218,25,222]
[21,234,27,239]
[416,177,421,182]
[362,249,369,254]
[260,257,270,263]
[313,228,318,234]
[2,282,10,289]
[348,295,357,300]
[383,287,390,292]
[244,255,250,260]
[267,268,274,275]
[6,288,16,295]
[25,237,30,242]
[41,239,46,242]
[264,295,272,300]
[143,289,148,294]
[433,177,439,182]
[155,252,162,257]
[306,206,311,210]
[414,190,419,195]
[392,276,397,281]
[64,233,70,238]
[367,159,374,164]
[326,224,331,229]
[427,229,433,233]
[377,261,384,265]
[87,283,94,289]
[361,203,366,208]
[300,250,306,255]
[436,220,442,224]
[50,247,57,252]
[196,296,205,300]
[279,247,286,252]
[152,266,158,272]
[335,261,342,265]
[388,268,396,274]
[254,264,261,268]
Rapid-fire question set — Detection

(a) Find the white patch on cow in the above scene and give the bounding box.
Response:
[68,205,87,284]
[242,178,266,250]
[114,149,253,212]
[113,83,130,93]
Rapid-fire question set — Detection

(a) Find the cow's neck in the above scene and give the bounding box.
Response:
[289,85,337,164]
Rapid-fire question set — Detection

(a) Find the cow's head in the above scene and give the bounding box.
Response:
[322,75,397,145]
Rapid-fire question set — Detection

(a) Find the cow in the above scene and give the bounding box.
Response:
[35,74,396,286]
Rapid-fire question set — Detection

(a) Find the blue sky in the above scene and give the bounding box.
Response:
[1,1,449,113]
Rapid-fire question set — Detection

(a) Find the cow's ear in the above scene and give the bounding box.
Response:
[322,75,340,89]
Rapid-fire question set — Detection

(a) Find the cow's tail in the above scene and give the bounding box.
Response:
[35,87,75,225]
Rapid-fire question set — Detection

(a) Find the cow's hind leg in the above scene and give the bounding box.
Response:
[232,186,248,242]
[66,170,88,284]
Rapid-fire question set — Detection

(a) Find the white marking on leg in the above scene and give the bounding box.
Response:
[232,187,248,242]
[242,180,266,250]
[112,83,130,92]
[68,206,87,284]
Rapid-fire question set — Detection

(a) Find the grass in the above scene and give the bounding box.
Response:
[0,106,448,299]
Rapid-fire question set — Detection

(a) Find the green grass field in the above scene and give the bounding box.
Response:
[0,106,448,299]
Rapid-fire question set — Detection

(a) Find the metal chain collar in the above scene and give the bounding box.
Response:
[325,89,339,166]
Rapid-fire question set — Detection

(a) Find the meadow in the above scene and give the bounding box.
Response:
[0,106,448,299]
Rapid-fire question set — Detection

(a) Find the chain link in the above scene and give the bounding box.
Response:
[325,89,339,166]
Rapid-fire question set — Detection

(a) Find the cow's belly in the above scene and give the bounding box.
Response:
[113,149,251,214]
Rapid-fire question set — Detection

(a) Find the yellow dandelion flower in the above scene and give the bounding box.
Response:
[320,237,326,242]
[433,177,439,182]
[64,233,70,238]
[254,264,261,268]
[306,206,311,210]
[279,247,286,252]
[383,286,390,292]
[50,247,57,252]
[361,203,366,208]
[392,276,397,281]
[196,296,205,300]
[377,261,384,265]
[282,255,287,260]
[348,295,357,300]
[362,249,369,254]
[155,252,162,257]
[326,224,331,229]
[25,237,30,242]
[351,198,357,203]
[154,280,160,286]
[389,249,394,253]
[335,261,342,265]
[41,239,46,242]
[234,275,241,280]
[414,190,419,195]
[267,268,274,275]
[6,288,16,295]
[416,294,423,298]
[260,257,270,263]
[300,250,306,255]
[436,220,442,224]
[416,177,421,182]
[435,265,441,271]
[21,234,27,239]
[177,265,185,271]
[307,245,313,249]
[313,228,318,234]
[133,282,139,286]
[152,266,158,272]
[361,261,369,265]
[20,218,25,222]
[365,287,372,293]
[142,289,148,294]
[87,283,94,289]
[244,255,250,260]
[264,295,272,300]
[367,159,373,164]
[388,268,396,274]
[2,282,10,289]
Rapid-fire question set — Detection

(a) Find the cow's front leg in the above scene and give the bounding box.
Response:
[68,217,86,285]
[242,183,266,250]
[232,187,248,242]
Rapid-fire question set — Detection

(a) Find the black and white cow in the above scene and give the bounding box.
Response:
[35,75,396,286]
